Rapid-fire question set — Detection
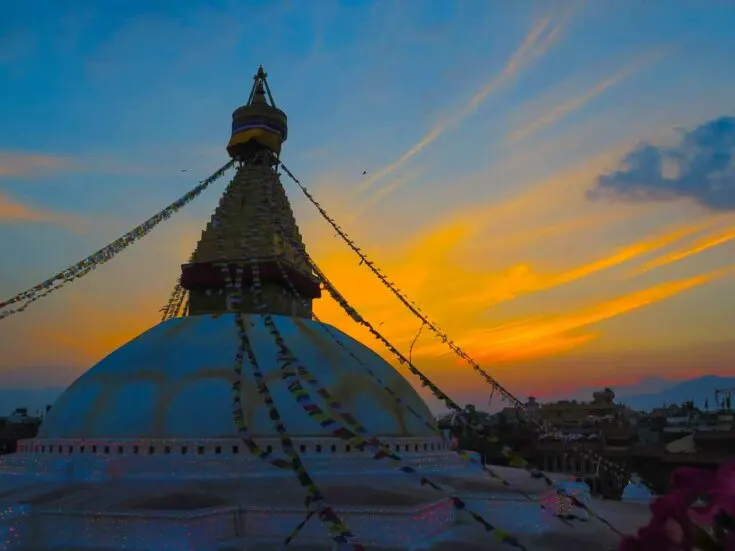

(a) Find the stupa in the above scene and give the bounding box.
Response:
[0,67,651,550]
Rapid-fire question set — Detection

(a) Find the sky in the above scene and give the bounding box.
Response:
[1,0,735,412]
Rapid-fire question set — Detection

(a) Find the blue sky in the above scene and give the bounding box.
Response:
[1,0,735,410]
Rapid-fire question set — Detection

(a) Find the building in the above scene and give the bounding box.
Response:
[476,390,640,498]
[0,409,41,455]
[0,67,653,550]
[483,390,734,497]
[628,404,735,493]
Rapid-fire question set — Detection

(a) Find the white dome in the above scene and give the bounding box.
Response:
[39,314,437,440]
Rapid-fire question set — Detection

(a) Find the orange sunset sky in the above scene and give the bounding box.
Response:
[1,1,735,411]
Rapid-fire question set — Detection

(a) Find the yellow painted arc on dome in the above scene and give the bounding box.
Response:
[227,128,282,155]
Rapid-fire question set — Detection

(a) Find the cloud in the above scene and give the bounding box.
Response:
[0,152,73,177]
[413,265,735,363]
[634,218,735,274]
[346,167,426,223]
[0,148,223,180]
[306,185,604,357]
[588,115,735,211]
[448,216,719,308]
[302,146,652,356]
[418,143,634,245]
[0,192,81,227]
[476,209,630,257]
[507,47,670,145]
[301,157,646,367]
[351,8,576,211]
[353,147,702,313]
[8,221,194,367]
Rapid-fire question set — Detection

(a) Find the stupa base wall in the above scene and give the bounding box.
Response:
[2,443,469,482]
[3,500,454,551]
[240,500,454,548]
[0,466,654,551]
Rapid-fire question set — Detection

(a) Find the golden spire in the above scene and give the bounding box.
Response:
[180,67,319,318]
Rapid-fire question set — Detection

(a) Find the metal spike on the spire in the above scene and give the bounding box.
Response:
[247,65,277,107]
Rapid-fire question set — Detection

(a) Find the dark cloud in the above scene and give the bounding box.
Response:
[588,116,735,211]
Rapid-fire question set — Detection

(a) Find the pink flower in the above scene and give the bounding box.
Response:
[669,467,716,504]
[619,519,687,551]
[688,462,735,528]
[712,462,735,508]
[620,497,693,551]
[620,465,723,551]
[619,463,735,551]
[663,517,685,544]
[717,462,735,490]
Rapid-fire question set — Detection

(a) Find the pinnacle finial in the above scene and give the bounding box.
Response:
[247,65,276,107]
[252,80,266,104]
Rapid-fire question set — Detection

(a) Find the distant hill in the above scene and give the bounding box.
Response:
[619,375,735,411]
[0,387,65,416]
[2,375,733,417]
[546,376,674,402]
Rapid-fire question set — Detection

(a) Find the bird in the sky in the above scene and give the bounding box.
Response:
[181,169,187,172]
[362,170,367,175]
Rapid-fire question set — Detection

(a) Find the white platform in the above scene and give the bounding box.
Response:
[0,448,652,550]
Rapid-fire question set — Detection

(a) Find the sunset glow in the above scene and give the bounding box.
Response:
[2,1,734,410]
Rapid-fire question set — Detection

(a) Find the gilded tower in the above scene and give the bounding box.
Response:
[179,66,321,317]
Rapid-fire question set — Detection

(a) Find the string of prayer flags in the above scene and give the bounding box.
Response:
[279,159,651,493]
[205,170,296,474]
[256,175,624,540]
[282,509,316,548]
[236,201,362,550]
[244,183,529,551]
[235,310,360,548]
[160,283,187,322]
[558,488,625,537]
[0,160,235,321]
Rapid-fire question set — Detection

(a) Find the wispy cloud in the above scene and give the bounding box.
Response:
[413,265,735,362]
[0,148,220,180]
[351,8,577,211]
[4,0,735,402]
[305,147,644,346]
[0,192,80,227]
[478,209,630,258]
[403,143,632,246]
[633,219,735,274]
[346,167,426,223]
[304,153,643,358]
[0,152,73,178]
[507,46,672,145]
[452,217,722,307]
